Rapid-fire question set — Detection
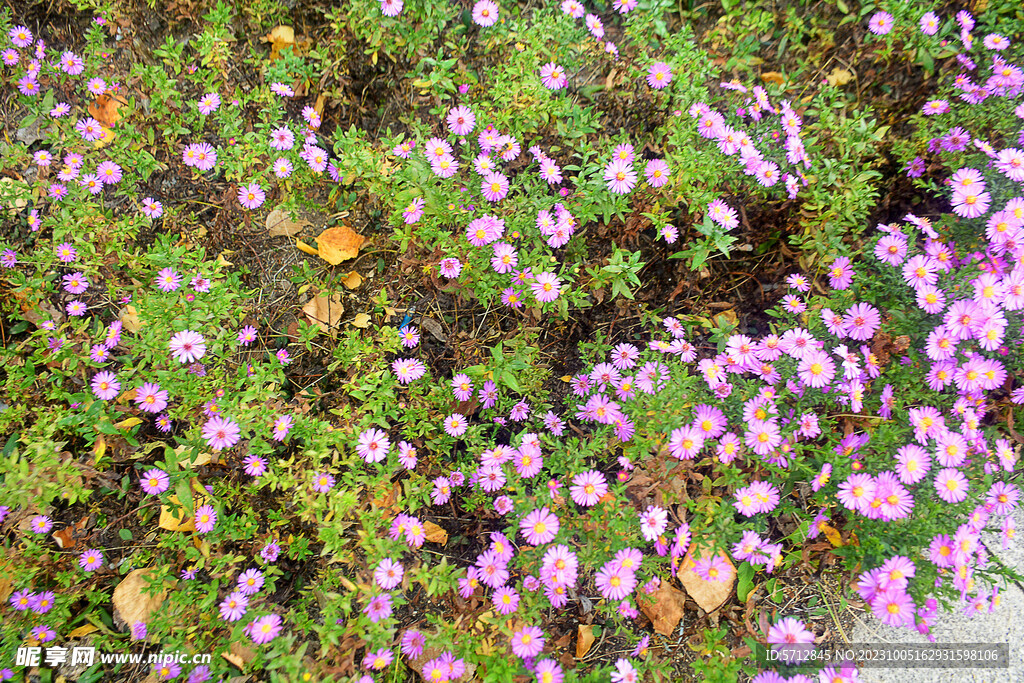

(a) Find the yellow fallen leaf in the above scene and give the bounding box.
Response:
[316,225,364,265]
[339,576,358,591]
[266,208,310,237]
[120,304,143,333]
[760,71,784,86]
[301,293,345,334]
[88,92,126,127]
[351,313,371,329]
[67,624,99,639]
[266,25,295,60]
[92,125,116,148]
[158,495,196,532]
[93,434,106,462]
[296,238,319,257]
[112,568,167,629]
[576,624,595,659]
[424,521,448,545]
[819,522,844,547]
[215,252,233,268]
[341,271,363,289]
[114,417,143,430]
[826,67,853,87]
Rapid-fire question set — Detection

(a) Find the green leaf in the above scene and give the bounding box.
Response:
[118,528,133,541]
[736,561,755,602]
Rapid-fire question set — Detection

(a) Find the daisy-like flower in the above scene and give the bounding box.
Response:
[271,415,293,441]
[374,558,404,589]
[77,548,103,572]
[141,468,170,495]
[219,591,249,621]
[639,505,668,542]
[868,11,894,35]
[645,159,670,187]
[169,330,206,363]
[402,196,425,224]
[363,593,393,623]
[511,626,545,659]
[919,11,940,36]
[439,257,462,278]
[647,61,673,89]
[243,455,268,477]
[393,357,427,383]
[472,0,499,26]
[87,77,107,95]
[604,158,637,194]
[136,382,169,413]
[238,182,266,209]
[399,325,419,348]
[155,267,181,292]
[247,613,284,644]
[531,272,561,303]
[357,427,391,463]
[443,413,468,437]
[767,617,816,663]
[237,568,264,596]
[570,470,608,506]
[922,100,949,115]
[197,92,221,114]
[91,371,121,400]
[65,300,88,317]
[237,325,258,345]
[827,256,854,290]
[520,507,559,545]
[482,171,510,201]
[195,505,217,533]
[309,473,333,493]
[694,554,734,582]
[202,416,241,451]
[9,25,33,47]
[141,197,164,218]
[539,62,567,90]
[269,126,294,150]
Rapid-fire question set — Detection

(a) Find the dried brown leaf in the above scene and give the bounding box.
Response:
[678,548,735,613]
[575,624,595,659]
[266,209,310,237]
[423,521,448,545]
[640,580,687,636]
[341,271,364,290]
[112,568,167,629]
[316,225,364,265]
[88,92,126,127]
[351,312,371,329]
[301,293,345,334]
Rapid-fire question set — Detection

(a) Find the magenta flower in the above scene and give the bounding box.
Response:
[645,159,670,187]
[443,413,468,437]
[451,373,474,401]
[374,558,404,589]
[827,256,854,289]
[493,586,520,614]
[197,92,221,114]
[202,416,241,451]
[604,158,637,194]
[439,257,462,278]
[237,325,257,345]
[194,505,217,533]
[595,561,636,600]
[540,62,567,90]
[363,594,393,623]
[136,382,169,413]
[141,468,170,495]
[767,616,816,663]
[155,267,181,292]
[531,272,561,302]
[243,455,268,476]
[79,548,103,571]
[511,625,545,659]
[219,591,249,621]
[311,472,335,493]
[247,613,283,644]
[393,358,427,383]
[91,371,120,400]
[934,468,969,503]
[446,105,475,135]
[169,330,206,363]
[237,568,264,595]
[868,11,894,35]
[238,182,266,210]
[357,428,391,463]
[647,61,673,89]
[520,507,559,545]
[570,470,608,506]
[272,415,293,441]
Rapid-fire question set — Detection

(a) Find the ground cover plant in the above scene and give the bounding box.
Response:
[0,0,1022,681]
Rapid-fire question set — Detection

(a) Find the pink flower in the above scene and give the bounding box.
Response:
[357,428,391,463]
[920,11,940,36]
[472,0,499,27]
[868,11,894,35]
[530,272,561,302]
[694,554,734,583]
[645,159,670,187]
[443,413,468,437]
[668,425,704,460]
[91,371,120,400]
[604,158,636,194]
[481,171,509,201]
[646,61,672,89]
[140,468,170,495]
[439,257,462,278]
[511,626,545,659]
[169,330,206,363]
[194,505,217,533]
[827,256,854,289]
[247,613,283,644]
[135,382,169,413]
[595,561,636,600]
[374,559,404,589]
[238,182,266,210]
[767,617,815,663]
[380,0,403,16]
[446,105,475,135]
[520,507,559,545]
[203,416,241,451]
[155,267,181,292]
[934,468,969,503]
[540,62,567,90]
[569,470,608,506]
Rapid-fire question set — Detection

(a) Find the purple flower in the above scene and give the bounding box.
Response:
[79,548,103,571]
[363,594,393,623]
[202,416,241,451]
[169,330,206,363]
[238,182,266,210]
[247,613,283,644]
[141,468,170,495]
[194,505,217,533]
[647,61,673,89]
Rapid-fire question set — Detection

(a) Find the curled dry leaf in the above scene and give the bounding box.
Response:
[341,271,364,290]
[119,304,143,333]
[266,25,295,60]
[266,208,310,237]
[640,580,687,636]
[88,92,126,127]
[316,225,365,265]
[158,495,196,532]
[423,521,448,545]
[301,293,345,334]
[295,238,320,257]
[350,312,371,329]
[678,548,736,613]
[112,568,167,629]
[575,624,595,659]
